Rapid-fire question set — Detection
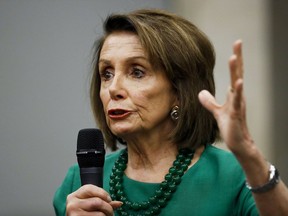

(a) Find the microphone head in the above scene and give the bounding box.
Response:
[77,128,104,151]
[76,128,105,168]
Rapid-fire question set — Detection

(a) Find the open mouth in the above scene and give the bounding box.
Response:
[108,109,131,118]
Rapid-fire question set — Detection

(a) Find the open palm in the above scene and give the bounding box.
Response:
[199,40,254,155]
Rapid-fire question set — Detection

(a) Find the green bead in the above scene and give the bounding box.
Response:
[173,160,181,167]
[120,211,128,216]
[109,147,194,215]
[114,175,121,181]
[177,169,184,176]
[110,173,116,180]
[169,167,177,174]
[173,175,181,184]
[109,179,116,186]
[141,201,150,209]
[164,191,172,199]
[117,190,124,197]
[111,193,117,200]
[181,164,188,170]
[158,198,167,207]
[165,173,172,181]
[149,196,157,204]
[169,183,177,192]
[184,158,192,164]
[155,189,163,197]
[112,166,117,172]
[187,152,194,157]
[115,169,122,175]
[120,196,127,202]
[117,206,123,212]
[152,205,161,214]
[125,200,132,207]
[131,202,140,210]
[118,163,126,170]
[115,160,121,166]
[144,211,151,215]
[160,180,168,189]
[177,154,185,161]
[115,182,122,190]
[109,187,116,194]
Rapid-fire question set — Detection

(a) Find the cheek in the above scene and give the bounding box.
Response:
[131,89,153,108]
[133,89,173,113]
[99,90,108,109]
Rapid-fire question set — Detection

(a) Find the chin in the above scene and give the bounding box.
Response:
[110,126,134,137]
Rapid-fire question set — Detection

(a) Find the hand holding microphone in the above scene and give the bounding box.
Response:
[66,129,122,216]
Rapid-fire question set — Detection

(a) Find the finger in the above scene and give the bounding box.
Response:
[233,79,244,110]
[67,211,106,216]
[110,201,123,210]
[229,54,238,89]
[198,90,220,114]
[67,197,115,215]
[229,40,244,89]
[233,40,244,78]
[81,197,114,212]
[74,184,112,202]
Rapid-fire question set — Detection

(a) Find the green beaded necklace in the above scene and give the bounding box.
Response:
[109,148,194,216]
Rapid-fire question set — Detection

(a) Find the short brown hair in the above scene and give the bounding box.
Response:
[90,9,219,151]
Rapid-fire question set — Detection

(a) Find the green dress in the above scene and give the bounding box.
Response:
[53,145,258,215]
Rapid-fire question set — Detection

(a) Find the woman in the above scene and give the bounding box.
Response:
[53,9,288,215]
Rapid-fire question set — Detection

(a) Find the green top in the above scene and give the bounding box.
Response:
[53,145,258,216]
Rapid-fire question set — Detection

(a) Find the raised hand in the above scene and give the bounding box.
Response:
[198,40,254,156]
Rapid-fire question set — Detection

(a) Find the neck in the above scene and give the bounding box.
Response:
[124,141,205,183]
[125,139,177,182]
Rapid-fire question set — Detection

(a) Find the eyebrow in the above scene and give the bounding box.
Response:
[98,56,148,65]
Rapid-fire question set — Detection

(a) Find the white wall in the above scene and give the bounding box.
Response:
[171,0,272,158]
[0,1,168,215]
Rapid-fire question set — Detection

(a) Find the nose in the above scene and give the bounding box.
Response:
[108,74,127,100]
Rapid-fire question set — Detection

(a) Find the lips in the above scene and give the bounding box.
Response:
[108,109,131,119]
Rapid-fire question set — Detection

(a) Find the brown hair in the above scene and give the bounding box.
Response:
[90,9,219,151]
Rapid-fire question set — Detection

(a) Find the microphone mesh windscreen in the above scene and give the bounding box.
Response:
[77,128,104,151]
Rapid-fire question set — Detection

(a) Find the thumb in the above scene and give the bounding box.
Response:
[198,90,219,114]
[110,201,123,210]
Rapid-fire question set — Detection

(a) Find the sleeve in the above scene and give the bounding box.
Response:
[53,164,81,216]
[234,182,259,216]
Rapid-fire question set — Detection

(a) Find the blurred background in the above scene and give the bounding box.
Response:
[0,0,287,215]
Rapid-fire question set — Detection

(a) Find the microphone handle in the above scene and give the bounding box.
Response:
[80,167,103,187]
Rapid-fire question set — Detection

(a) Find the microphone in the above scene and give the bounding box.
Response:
[76,128,105,187]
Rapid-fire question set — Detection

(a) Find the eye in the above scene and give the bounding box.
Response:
[100,70,114,81]
[131,67,145,79]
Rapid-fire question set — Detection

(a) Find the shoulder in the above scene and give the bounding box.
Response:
[196,144,245,182]
[202,144,240,168]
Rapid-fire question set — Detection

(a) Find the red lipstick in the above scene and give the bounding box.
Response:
[108,109,131,119]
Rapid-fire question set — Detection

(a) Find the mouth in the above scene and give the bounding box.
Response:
[108,109,131,119]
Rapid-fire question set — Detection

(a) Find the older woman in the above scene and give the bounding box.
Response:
[53,9,288,215]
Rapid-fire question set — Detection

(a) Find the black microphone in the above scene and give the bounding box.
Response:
[76,128,105,187]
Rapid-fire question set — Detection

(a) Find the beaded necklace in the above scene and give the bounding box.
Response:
[109,148,194,216]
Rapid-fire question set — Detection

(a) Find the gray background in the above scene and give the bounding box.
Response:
[0,0,287,215]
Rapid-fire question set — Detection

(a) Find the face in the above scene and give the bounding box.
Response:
[98,31,177,140]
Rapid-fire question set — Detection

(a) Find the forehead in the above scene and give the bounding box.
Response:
[100,31,146,58]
